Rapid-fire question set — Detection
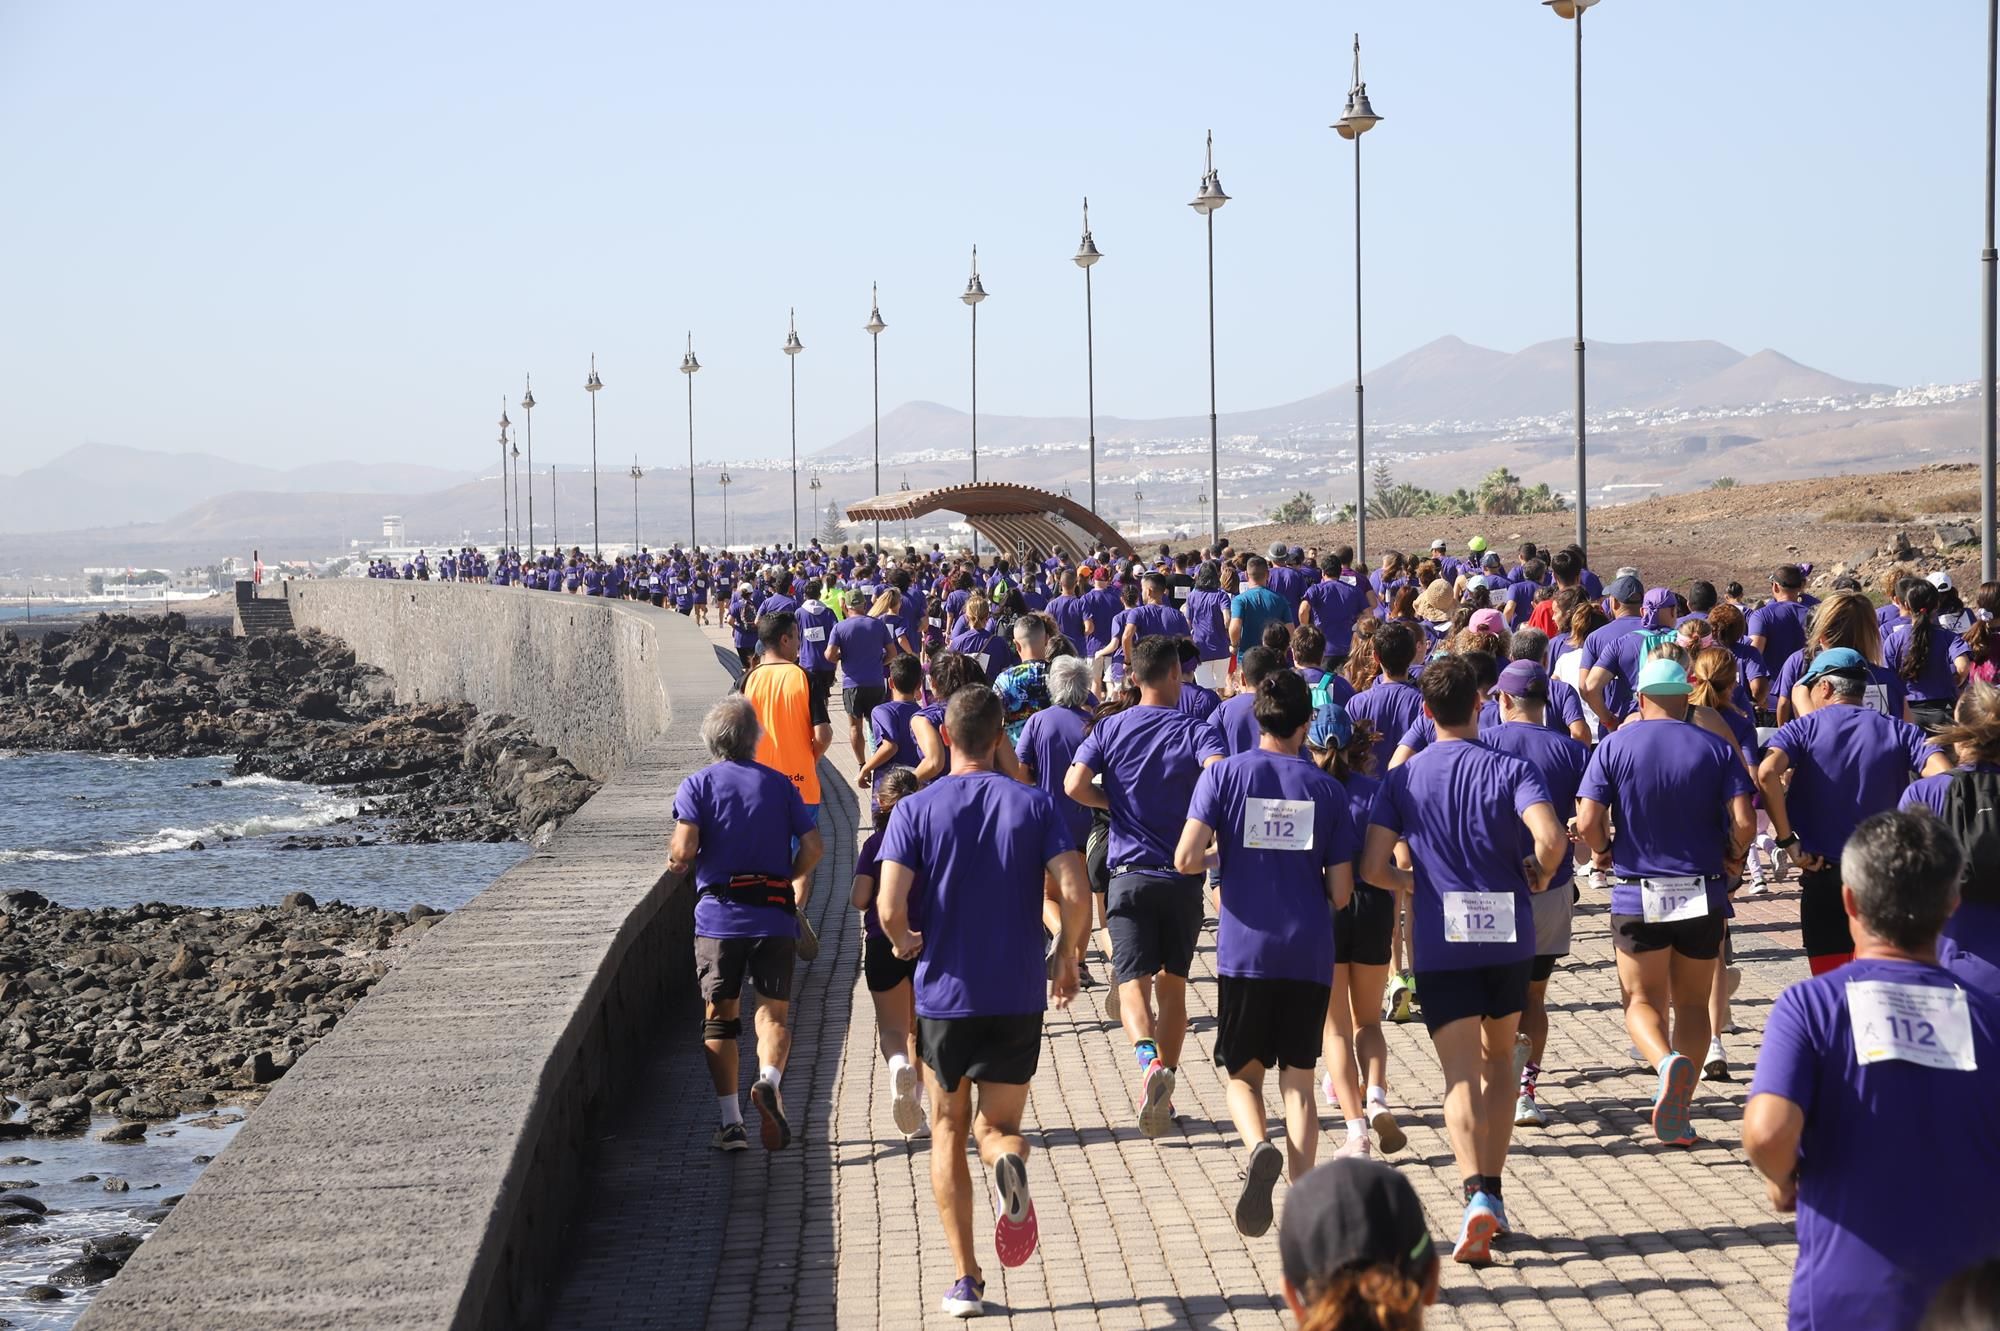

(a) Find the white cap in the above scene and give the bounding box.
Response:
[1929,571,1955,591]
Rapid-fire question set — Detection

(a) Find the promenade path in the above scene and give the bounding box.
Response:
[545,626,1799,1330]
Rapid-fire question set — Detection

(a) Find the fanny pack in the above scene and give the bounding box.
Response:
[700,874,797,911]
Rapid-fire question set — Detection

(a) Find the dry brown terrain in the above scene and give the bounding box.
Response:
[1225,462,1990,594]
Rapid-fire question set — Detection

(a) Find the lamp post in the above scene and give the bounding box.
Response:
[810,473,823,543]
[1544,0,1600,550]
[1189,131,1229,549]
[719,469,732,550]
[585,355,603,557]
[498,402,512,553]
[681,333,701,549]
[1133,486,1144,537]
[511,434,521,555]
[961,247,987,558]
[1335,35,1383,567]
[1984,0,1998,582]
[866,285,887,553]
[1196,489,1209,540]
[899,473,912,548]
[629,457,643,552]
[1074,199,1103,516]
[520,377,536,554]
[550,464,558,553]
[783,310,804,552]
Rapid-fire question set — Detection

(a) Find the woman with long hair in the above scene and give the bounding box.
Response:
[1886,579,1966,732]
[1961,580,2000,687]
[1342,618,1383,697]
[1689,645,1759,1069]
[848,766,928,1138]
[1776,589,1901,725]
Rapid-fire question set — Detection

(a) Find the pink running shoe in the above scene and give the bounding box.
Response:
[992,1153,1038,1267]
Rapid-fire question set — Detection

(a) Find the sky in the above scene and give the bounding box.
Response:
[0,1,1988,476]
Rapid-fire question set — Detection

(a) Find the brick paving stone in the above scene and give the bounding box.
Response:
[540,623,1802,1328]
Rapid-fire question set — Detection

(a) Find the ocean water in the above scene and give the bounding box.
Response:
[0,752,527,912]
[0,750,529,1324]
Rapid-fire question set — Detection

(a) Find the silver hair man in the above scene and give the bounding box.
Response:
[1047,655,1093,710]
[701,696,762,764]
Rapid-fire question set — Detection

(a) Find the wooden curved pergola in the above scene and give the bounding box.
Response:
[846,482,1131,561]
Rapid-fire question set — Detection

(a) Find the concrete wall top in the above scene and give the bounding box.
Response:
[79,582,734,1330]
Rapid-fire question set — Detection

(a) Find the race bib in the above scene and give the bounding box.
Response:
[1862,683,1889,715]
[804,627,827,642]
[1443,891,1516,944]
[1243,798,1313,851]
[1641,876,1710,924]
[1848,980,1976,1071]
[973,653,991,673]
[1340,575,1359,587]
[928,616,944,629]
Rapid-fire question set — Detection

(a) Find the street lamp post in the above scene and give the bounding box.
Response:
[585,355,603,557]
[550,464,558,553]
[681,334,701,549]
[1189,132,1230,549]
[1984,0,1998,581]
[1544,0,1600,550]
[1074,199,1103,516]
[1133,486,1144,537]
[784,310,804,552]
[511,434,521,556]
[810,474,823,544]
[719,470,732,549]
[520,377,536,554]
[866,286,887,553]
[899,473,912,548]
[629,457,643,552]
[498,402,512,553]
[962,247,987,558]
[1336,35,1383,567]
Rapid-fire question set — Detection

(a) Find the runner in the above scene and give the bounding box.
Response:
[1361,655,1567,1263]
[825,588,900,767]
[1743,810,2000,1331]
[1345,623,1425,777]
[1478,661,1591,1131]
[1065,635,1227,1137]
[669,696,825,1152]
[1575,659,1754,1148]
[1299,547,1378,669]
[1757,648,1949,975]
[795,580,840,730]
[1578,575,1651,734]
[875,685,1091,1319]
[848,767,927,1138]
[1184,561,1235,690]
[856,653,925,789]
[1215,647,1283,755]
[1901,682,2000,997]
[1015,656,1098,984]
[1173,671,1356,1236]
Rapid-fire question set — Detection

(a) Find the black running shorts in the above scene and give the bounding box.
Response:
[1335,883,1395,968]
[695,934,797,1003]
[1106,870,1204,983]
[1214,976,1331,1075]
[1414,960,1533,1035]
[862,931,918,994]
[1797,862,1853,961]
[1610,911,1727,960]
[918,1013,1043,1093]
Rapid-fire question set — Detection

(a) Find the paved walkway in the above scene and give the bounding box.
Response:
[546,634,1800,1330]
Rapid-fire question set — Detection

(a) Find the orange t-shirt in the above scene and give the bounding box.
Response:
[742,662,822,805]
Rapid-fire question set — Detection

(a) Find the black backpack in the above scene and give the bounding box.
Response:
[1939,767,2000,907]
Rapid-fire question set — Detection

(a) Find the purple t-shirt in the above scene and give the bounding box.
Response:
[1339,770,1383,887]
[1046,593,1088,647]
[1747,599,1811,674]
[853,825,919,939]
[1748,958,2000,1331]
[1367,741,1552,971]
[1768,706,1935,860]
[1480,721,1591,893]
[948,627,1017,678]
[1176,680,1222,725]
[1503,580,1538,624]
[1189,749,1355,983]
[1078,588,1124,655]
[673,760,813,939]
[757,592,799,620]
[1299,667,1357,709]
[1772,650,1907,719]
[1577,718,1752,916]
[1072,703,1225,870]
[1883,620,1968,703]
[1125,602,1191,643]
[1184,588,1233,661]
[1345,679,1425,776]
[1015,705,1093,849]
[1302,577,1373,656]
[795,601,839,672]
[828,614,896,688]
[869,699,922,770]
[1265,564,1310,617]
[1214,691,1261,757]
[878,769,1075,1019]
[1580,617,1651,718]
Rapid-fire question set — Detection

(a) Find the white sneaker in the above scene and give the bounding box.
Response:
[890,1062,923,1137]
[1514,1092,1547,1128]
[1320,1073,1338,1108]
[1335,1131,1372,1159]
[1511,1032,1533,1087]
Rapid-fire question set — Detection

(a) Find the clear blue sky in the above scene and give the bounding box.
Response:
[0,0,1985,474]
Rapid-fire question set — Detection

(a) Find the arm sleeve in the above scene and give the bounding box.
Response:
[1195,723,1228,764]
[1576,744,1614,807]
[672,774,702,825]
[1039,793,1076,860]
[1510,764,1553,816]
[1745,985,1820,1116]
[1367,771,1406,835]
[1186,763,1224,836]
[1901,722,1942,773]
[1767,719,1808,768]
[1072,728,1104,775]
[878,799,920,870]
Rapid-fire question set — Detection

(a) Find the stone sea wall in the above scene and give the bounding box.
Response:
[79,582,734,1331]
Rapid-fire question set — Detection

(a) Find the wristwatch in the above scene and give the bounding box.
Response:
[1775,833,1800,850]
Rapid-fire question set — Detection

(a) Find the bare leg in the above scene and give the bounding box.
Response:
[1429,1017,1488,1183]
[970,1081,1030,1169]
[1669,950,1716,1065]
[870,983,913,1065]
[1277,1065,1319,1179]
[1153,973,1189,1068]
[754,997,791,1074]
[1475,1015,1521,1176]
[1521,978,1552,1069]
[1348,961,1391,1092]
[1224,1062,1268,1148]
[1320,963,1365,1124]
[1117,974,1157,1047]
[702,997,740,1094]
[1617,950,1673,1066]
[923,1066,979,1283]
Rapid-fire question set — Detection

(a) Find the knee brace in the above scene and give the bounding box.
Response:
[703,1017,742,1042]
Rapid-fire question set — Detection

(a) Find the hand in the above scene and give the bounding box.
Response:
[1793,849,1827,873]
[893,931,923,961]
[1049,952,1080,1010]
[1523,857,1548,894]
[1765,1173,1797,1214]
[1564,817,1580,845]
[856,771,873,790]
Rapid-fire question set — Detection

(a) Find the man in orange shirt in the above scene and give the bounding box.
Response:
[740,611,834,820]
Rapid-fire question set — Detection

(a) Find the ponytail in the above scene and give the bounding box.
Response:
[1902,581,1939,684]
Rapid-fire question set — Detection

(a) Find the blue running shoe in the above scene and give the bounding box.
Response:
[1652,1052,1698,1146]
[1453,1193,1501,1265]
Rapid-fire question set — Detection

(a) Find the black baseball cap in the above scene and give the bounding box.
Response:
[1279,1159,1435,1290]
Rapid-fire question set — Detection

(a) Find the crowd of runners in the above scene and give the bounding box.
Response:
[661,533,2000,1329]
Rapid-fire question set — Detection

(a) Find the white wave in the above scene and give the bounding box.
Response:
[0,801,360,864]
[220,774,290,789]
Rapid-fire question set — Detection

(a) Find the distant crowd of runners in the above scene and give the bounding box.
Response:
[660,534,2000,1329]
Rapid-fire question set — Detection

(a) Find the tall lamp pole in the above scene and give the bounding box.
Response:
[629,457,643,551]
[510,434,521,556]
[810,474,823,543]
[585,355,603,557]
[783,310,804,551]
[1074,199,1104,516]
[720,470,733,549]
[681,334,701,549]
[1189,132,1230,549]
[1984,0,1998,582]
[498,403,512,552]
[961,247,988,558]
[1336,36,1383,567]
[899,473,912,548]
[866,285,887,552]
[1545,0,1600,550]
[550,464,558,553]
[520,377,536,554]
[1134,486,1144,537]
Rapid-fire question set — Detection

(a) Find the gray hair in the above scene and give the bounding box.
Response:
[1013,614,1049,647]
[1843,810,1962,950]
[1824,670,1869,700]
[1509,627,1549,663]
[701,695,762,763]
[1047,655,1093,709]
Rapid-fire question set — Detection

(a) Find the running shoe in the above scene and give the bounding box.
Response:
[1077,962,1098,990]
[1137,1060,1176,1138]
[1511,1032,1533,1088]
[1652,1052,1698,1146]
[750,1078,791,1151]
[1334,1131,1372,1159]
[1233,1139,1285,1237]
[1514,1092,1547,1128]
[711,1122,749,1152]
[1320,1073,1338,1109]
[1490,1194,1513,1236]
[1387,975,1414,1023]
[1703,1039,1731,1083]
[1369,1102,1407,1155]
[1742,870,1769,897]
[1453,1193,1502,1265]
[940,1275,987,1319]
[992,1153,1039,1267]
[891,1062,923,1137]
